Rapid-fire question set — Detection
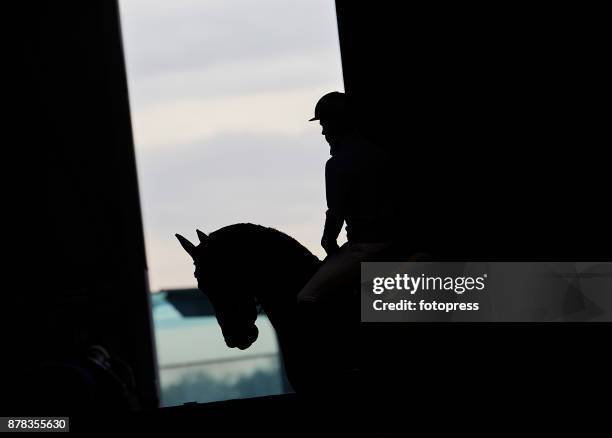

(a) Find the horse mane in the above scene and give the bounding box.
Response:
[205,223,321,267]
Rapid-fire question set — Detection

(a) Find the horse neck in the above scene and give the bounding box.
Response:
[253,250,320,329]
[257,255,320,325]
[250,248,324,393]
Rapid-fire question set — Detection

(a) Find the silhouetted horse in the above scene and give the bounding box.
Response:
[176,223,360,393]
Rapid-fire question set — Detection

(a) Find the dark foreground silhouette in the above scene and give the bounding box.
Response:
[176,224,407,393]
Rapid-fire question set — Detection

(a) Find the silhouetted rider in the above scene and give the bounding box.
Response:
[297,92,399,306]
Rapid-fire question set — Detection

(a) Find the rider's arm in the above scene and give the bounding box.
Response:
[322,158,349,253]
[323,209,343,246]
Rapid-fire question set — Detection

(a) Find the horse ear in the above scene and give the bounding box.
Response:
[175,233,196,258]
[196,229,208,244]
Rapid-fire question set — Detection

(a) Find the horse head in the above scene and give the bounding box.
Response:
[176,230,259,350]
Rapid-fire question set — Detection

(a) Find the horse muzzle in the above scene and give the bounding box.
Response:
[224,324,259,350]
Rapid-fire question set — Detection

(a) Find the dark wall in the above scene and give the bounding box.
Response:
[335,1,610,260]
[6,1,158,409]
[335,1,610,404]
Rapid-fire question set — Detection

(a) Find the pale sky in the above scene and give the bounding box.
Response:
[119,0,345,291]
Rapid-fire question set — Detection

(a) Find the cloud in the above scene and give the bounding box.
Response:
[127,49,343,108]
[120,0,341,79]
[130,86,338,150]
